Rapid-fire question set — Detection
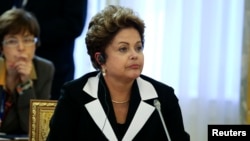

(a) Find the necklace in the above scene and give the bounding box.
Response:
[111,99,129,104]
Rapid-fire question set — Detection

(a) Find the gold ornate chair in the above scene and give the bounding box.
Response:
[29,99,57,141]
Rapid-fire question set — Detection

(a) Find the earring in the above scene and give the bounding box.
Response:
[102,67,106,76]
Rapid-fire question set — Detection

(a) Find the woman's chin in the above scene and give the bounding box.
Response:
[128,71,141,79]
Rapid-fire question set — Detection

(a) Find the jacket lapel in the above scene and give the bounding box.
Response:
[122,77,158,140]
[122,101,155,141]
[83,74,158,140]
[83,74,118,140]
[85,99,118,141]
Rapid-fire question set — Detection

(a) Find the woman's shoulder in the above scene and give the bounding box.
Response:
[139,74,174,91]
[139,74,177,101]
[32,56,55,77]
[33,55,54,68]
[63,71,99,89]
[59,71,99,102]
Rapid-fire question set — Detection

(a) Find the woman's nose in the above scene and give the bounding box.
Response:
[17,40,25,50]
[130,50,138,60]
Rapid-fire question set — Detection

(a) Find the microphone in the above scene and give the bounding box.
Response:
[154,99,172,141]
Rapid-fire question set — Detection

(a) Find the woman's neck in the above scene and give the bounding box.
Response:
[104,76,133,102]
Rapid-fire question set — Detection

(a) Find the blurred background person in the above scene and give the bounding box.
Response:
[0,0,88,100]
[47,5,189,141]
[0,8,54,134]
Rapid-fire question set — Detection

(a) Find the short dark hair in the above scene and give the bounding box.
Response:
[0,8,40,50]
[85,5,145,69]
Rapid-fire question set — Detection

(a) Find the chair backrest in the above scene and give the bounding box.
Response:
[29,99,57,141]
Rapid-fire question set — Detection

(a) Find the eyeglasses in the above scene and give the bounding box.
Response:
[2,37,38,48]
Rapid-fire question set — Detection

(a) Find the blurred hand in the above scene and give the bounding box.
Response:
[14,54,32,83]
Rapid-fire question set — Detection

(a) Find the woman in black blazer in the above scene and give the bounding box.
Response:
[47,5,189,141]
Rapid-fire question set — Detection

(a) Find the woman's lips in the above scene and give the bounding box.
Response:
[129,64,140,69]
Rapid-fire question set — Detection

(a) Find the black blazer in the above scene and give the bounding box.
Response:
[47,71,190,141]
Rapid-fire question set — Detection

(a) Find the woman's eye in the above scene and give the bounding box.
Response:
[119,47,127,52]
[136,46,143,52]
[8,39,18,44]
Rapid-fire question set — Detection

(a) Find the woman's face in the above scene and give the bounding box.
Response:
[2,32,36,67]
[104,27,144,81]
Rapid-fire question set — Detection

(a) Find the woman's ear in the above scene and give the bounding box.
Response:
[95,52,105,65]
